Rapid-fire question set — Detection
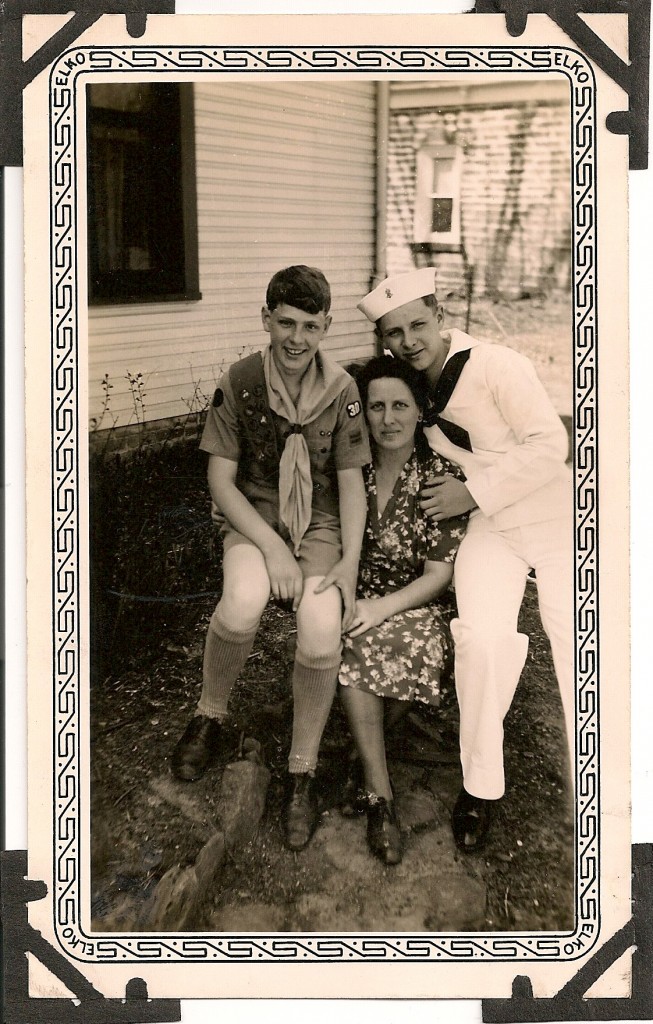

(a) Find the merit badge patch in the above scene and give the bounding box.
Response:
[347,401,361,418]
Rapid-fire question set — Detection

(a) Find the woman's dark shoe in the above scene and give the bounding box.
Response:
[366,795,402,865]
[340,755,367,817]
[171,714,223,781]
[283,772,320,851]
[451,787,495,853]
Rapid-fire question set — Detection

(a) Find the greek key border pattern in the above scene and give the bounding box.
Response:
[50,44,598,963]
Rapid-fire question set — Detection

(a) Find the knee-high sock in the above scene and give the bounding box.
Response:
[288,646,341,774]
[196,613,258,721]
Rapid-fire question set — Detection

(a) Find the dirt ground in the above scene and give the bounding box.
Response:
[90,293,575,936]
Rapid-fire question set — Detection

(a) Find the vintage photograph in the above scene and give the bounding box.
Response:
[21,8,634,999]
[86,72,576,935]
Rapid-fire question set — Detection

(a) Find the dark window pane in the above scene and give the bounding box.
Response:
[431,197,453,234]
[89,123,151,273]
[87,83,199,304]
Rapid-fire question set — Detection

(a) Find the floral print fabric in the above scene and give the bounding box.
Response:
[339,446,467,705]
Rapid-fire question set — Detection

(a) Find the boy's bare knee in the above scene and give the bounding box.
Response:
[297,576,342,656]
[219,547,270,628]
[221,578,268,621]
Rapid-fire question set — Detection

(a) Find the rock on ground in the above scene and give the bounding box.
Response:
[139,832,226,931]
[216,760,271,848]
[138,754,270,931]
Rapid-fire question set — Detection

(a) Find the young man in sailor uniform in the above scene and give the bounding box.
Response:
[358,267,573,853]
[171,266,370,852]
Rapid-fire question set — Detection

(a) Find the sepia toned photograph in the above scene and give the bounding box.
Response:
[21,10,632,1000]
[86,73,575,935]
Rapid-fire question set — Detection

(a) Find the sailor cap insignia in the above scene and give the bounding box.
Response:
[385,288,393,298]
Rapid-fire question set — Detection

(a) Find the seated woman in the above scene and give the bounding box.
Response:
[339,356,468,866]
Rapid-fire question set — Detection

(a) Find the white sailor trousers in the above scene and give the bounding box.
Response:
[451,510,574,800]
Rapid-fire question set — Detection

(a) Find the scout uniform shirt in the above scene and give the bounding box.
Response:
[200,349,371,526]
[423,329,572,530]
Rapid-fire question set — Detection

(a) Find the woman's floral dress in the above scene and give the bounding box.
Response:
[339,446,468,705]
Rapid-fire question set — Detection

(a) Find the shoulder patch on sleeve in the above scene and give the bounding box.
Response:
[212,387,224,408]
[347,400,361,418]
[349,428,363,446]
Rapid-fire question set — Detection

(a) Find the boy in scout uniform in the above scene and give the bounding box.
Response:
[358,267,573,853]
[172,266,370,851]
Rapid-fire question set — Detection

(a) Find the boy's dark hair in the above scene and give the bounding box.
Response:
[352,354,428,413]
[266,265,331,315]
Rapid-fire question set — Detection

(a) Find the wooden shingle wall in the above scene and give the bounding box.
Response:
[88,82,377,431]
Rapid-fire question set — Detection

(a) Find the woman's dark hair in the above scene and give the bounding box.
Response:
[352,354,428,413]
[266,265,331,314]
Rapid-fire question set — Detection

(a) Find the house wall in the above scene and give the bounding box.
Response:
[387,80,571,300]
[89,81,377,431]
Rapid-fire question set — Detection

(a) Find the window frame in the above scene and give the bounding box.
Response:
[413,142,462,249]
[86,82,201,307]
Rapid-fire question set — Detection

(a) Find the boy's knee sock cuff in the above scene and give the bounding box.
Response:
[288,756,317,774]
[195,703,228,722]
[294,645,342,671]
[210,613,258,646]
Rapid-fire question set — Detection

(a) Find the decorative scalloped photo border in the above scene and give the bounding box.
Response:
[49,43,597,964]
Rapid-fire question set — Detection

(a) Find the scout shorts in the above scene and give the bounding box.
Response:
[221,499,343,580]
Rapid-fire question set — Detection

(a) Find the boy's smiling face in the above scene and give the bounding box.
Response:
[262,303,331,380]
[377,298,448,384]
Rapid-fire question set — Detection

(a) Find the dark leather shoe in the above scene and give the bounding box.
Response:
[452,787,495,853]
[366,796,402,865]
[171,714,223,781]
[283,772,320,851]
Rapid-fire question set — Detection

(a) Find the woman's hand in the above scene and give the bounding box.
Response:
[346,597,389,638]
[315,558,359,632]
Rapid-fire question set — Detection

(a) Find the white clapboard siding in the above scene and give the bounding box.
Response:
[89,81,378,428]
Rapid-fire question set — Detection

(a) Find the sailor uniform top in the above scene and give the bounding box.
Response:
[423,329,572,530]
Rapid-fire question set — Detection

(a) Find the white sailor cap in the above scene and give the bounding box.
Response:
[357,267,437,323]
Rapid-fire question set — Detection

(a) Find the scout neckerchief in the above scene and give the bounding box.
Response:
[263,345,350,553]
[423,348,473,452]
